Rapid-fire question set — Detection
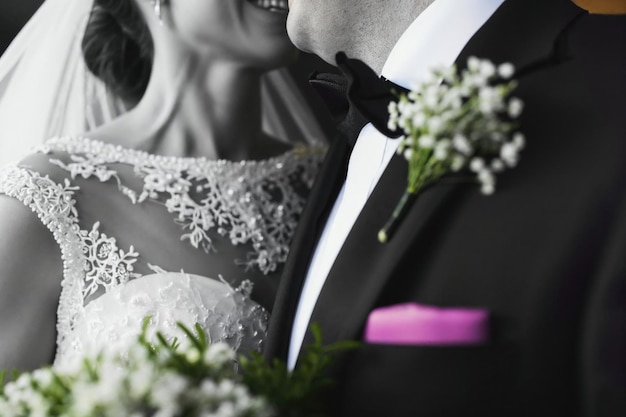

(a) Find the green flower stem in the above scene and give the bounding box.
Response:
[378,190,417,243]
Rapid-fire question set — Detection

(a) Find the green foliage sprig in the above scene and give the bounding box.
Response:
[0,319,358,417]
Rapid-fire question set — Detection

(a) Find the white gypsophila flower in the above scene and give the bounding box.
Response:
[31,369,53,388]
[513,132,526,148]
[215,401,236,417]
[153,406,180,417]
[451,155,466,172]
[387,102,399,131]
[203,342,236,366]
[434,139,451,161]
[128,361,157,399]
[200,379,218,397]
[0,400,18,417]
[427,116,444,134]
[497,62,515,79]
[72,381,104,416]
[508,98,524,118]
[491,158,505,172]
[439,65,457,84]
[469,157,485,173]
[14,374,31,390]
[468,56,481,71]
[500,142,520,167]
[423,85,439,108]
[478,169,495,185]
[479,59,496,78]
[379,56,523,242]
[452,134,472,155]
[24,392,49,417]
[481,182,495,195]
[97,362,128,402]
[150,372,188,410]
[410,111,427,130]
[186,348,202,364]
[478,86,502,114]
[215,379,237,398]
[418,135,435,149]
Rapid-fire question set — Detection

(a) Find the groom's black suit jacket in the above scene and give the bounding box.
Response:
[265,0,626,415]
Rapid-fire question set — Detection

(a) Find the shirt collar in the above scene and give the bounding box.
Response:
[381,0,506,89]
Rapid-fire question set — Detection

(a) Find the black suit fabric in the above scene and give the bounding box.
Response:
[265,0,626,415]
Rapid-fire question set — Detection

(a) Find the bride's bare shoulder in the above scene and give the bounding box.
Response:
[0,155,62,370]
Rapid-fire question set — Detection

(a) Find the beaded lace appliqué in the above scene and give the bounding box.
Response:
[0,165,140,361]
[45,137,324,274]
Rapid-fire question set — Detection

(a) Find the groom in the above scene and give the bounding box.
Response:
[265,0,626,415]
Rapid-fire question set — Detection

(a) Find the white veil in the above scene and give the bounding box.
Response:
[261,68,327,147]
[0,0,127,167]
[0,0,326,167]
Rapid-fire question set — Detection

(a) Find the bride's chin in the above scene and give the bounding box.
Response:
[234,3,297,68]
[240,0,290,34]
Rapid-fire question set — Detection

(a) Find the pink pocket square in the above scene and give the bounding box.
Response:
[364,302,490,345]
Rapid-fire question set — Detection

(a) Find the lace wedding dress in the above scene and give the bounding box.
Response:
[0,136,324,366]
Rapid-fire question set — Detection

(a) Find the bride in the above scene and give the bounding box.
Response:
[0,0,326,370]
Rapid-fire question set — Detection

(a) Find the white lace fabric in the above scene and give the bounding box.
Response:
[0,136,325,363]
[44,136,323,274]
[65,272,268,368]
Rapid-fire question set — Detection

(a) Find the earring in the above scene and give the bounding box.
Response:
[148,0,166,22]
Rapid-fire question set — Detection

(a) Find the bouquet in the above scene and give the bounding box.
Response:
[0,320,356,417]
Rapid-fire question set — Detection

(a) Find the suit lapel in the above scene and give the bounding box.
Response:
[299,0,585,352]
[302,156,466,347]
[264,109,367,360]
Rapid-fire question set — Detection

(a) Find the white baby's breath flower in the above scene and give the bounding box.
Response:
[418,135,435,149]
[512,132,526,149]
[508,98,524,118]
[411,111,427,129]
[478,86,502,114]
[500,142,520,167]
[203,342,236,366]
[451,155,466,172]
[468,56,481,71]
[186,348,202,364]
[452,134,472,155]
[403,148,413,160]
[478,168,495,184]
[31,369,53,387]
[150,372,188,410]
[423,85,439,108]
[481,182,496,195]
[497,62,515,79]
[479,60,496,78]
[427,116,444,134]
[469,157,485,172]
[434,139,451,160]
[128,361,157,399]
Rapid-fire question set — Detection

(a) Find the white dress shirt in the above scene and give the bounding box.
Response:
[288,0,506,369]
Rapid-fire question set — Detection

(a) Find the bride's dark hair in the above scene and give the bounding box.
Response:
[82,0,154,102]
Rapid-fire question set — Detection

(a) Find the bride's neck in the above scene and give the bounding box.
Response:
[144,55,267,160]
[92,41,278,161]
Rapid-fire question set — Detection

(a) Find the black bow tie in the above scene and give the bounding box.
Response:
[309,52,408,141]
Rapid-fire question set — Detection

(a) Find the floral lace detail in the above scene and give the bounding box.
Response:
[0,165,140,362]
[60,273,268,367]
[81,222,140,299]
[45,137,325,274]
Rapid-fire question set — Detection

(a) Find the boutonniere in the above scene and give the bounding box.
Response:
[378,57,525,243]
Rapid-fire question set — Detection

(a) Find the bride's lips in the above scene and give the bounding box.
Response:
[245,0,289,13]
